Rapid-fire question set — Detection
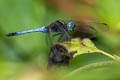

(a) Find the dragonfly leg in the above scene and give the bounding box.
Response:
[45,34,49,46]
[62,31,72,46]
[58,33,64,42]
[55,23,71,42]
[52,32,62,37]
[63,31,71,42]
[52,32,65,42]
[67,31,72,42]
[48,29,54,46]
[55,24,71,44]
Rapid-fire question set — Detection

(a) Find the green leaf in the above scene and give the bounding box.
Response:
[58,38,100,58]
[58,38,120,62]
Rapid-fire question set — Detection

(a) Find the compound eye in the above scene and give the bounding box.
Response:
[67,21,75,31]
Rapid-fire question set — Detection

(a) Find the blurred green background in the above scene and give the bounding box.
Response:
[0,0,120,80]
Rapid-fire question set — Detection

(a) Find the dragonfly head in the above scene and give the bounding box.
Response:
[67,21,75,31]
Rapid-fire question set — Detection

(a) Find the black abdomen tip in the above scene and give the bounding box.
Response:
[6,32,17,37]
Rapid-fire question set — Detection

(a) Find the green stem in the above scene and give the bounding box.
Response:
[98,50,120,63]
[65,61,117,78]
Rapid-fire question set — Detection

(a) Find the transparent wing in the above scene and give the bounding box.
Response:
[70,21,109,39]
[89,22,109,32]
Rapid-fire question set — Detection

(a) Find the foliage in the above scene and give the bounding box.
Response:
[0,0,120,80]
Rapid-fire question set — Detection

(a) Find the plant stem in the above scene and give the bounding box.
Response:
[98,50,120,63]
[65,61,117,78]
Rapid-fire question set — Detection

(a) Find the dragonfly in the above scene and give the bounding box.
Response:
[6,20,74,46]
[6,20,109,69]
[6,20,109,45]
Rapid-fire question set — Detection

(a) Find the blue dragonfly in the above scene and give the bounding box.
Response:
[6,20,109,45]
[6,20,74,45]
[6,20,109,68]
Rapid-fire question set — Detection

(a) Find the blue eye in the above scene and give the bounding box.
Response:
[67,21,75,31]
